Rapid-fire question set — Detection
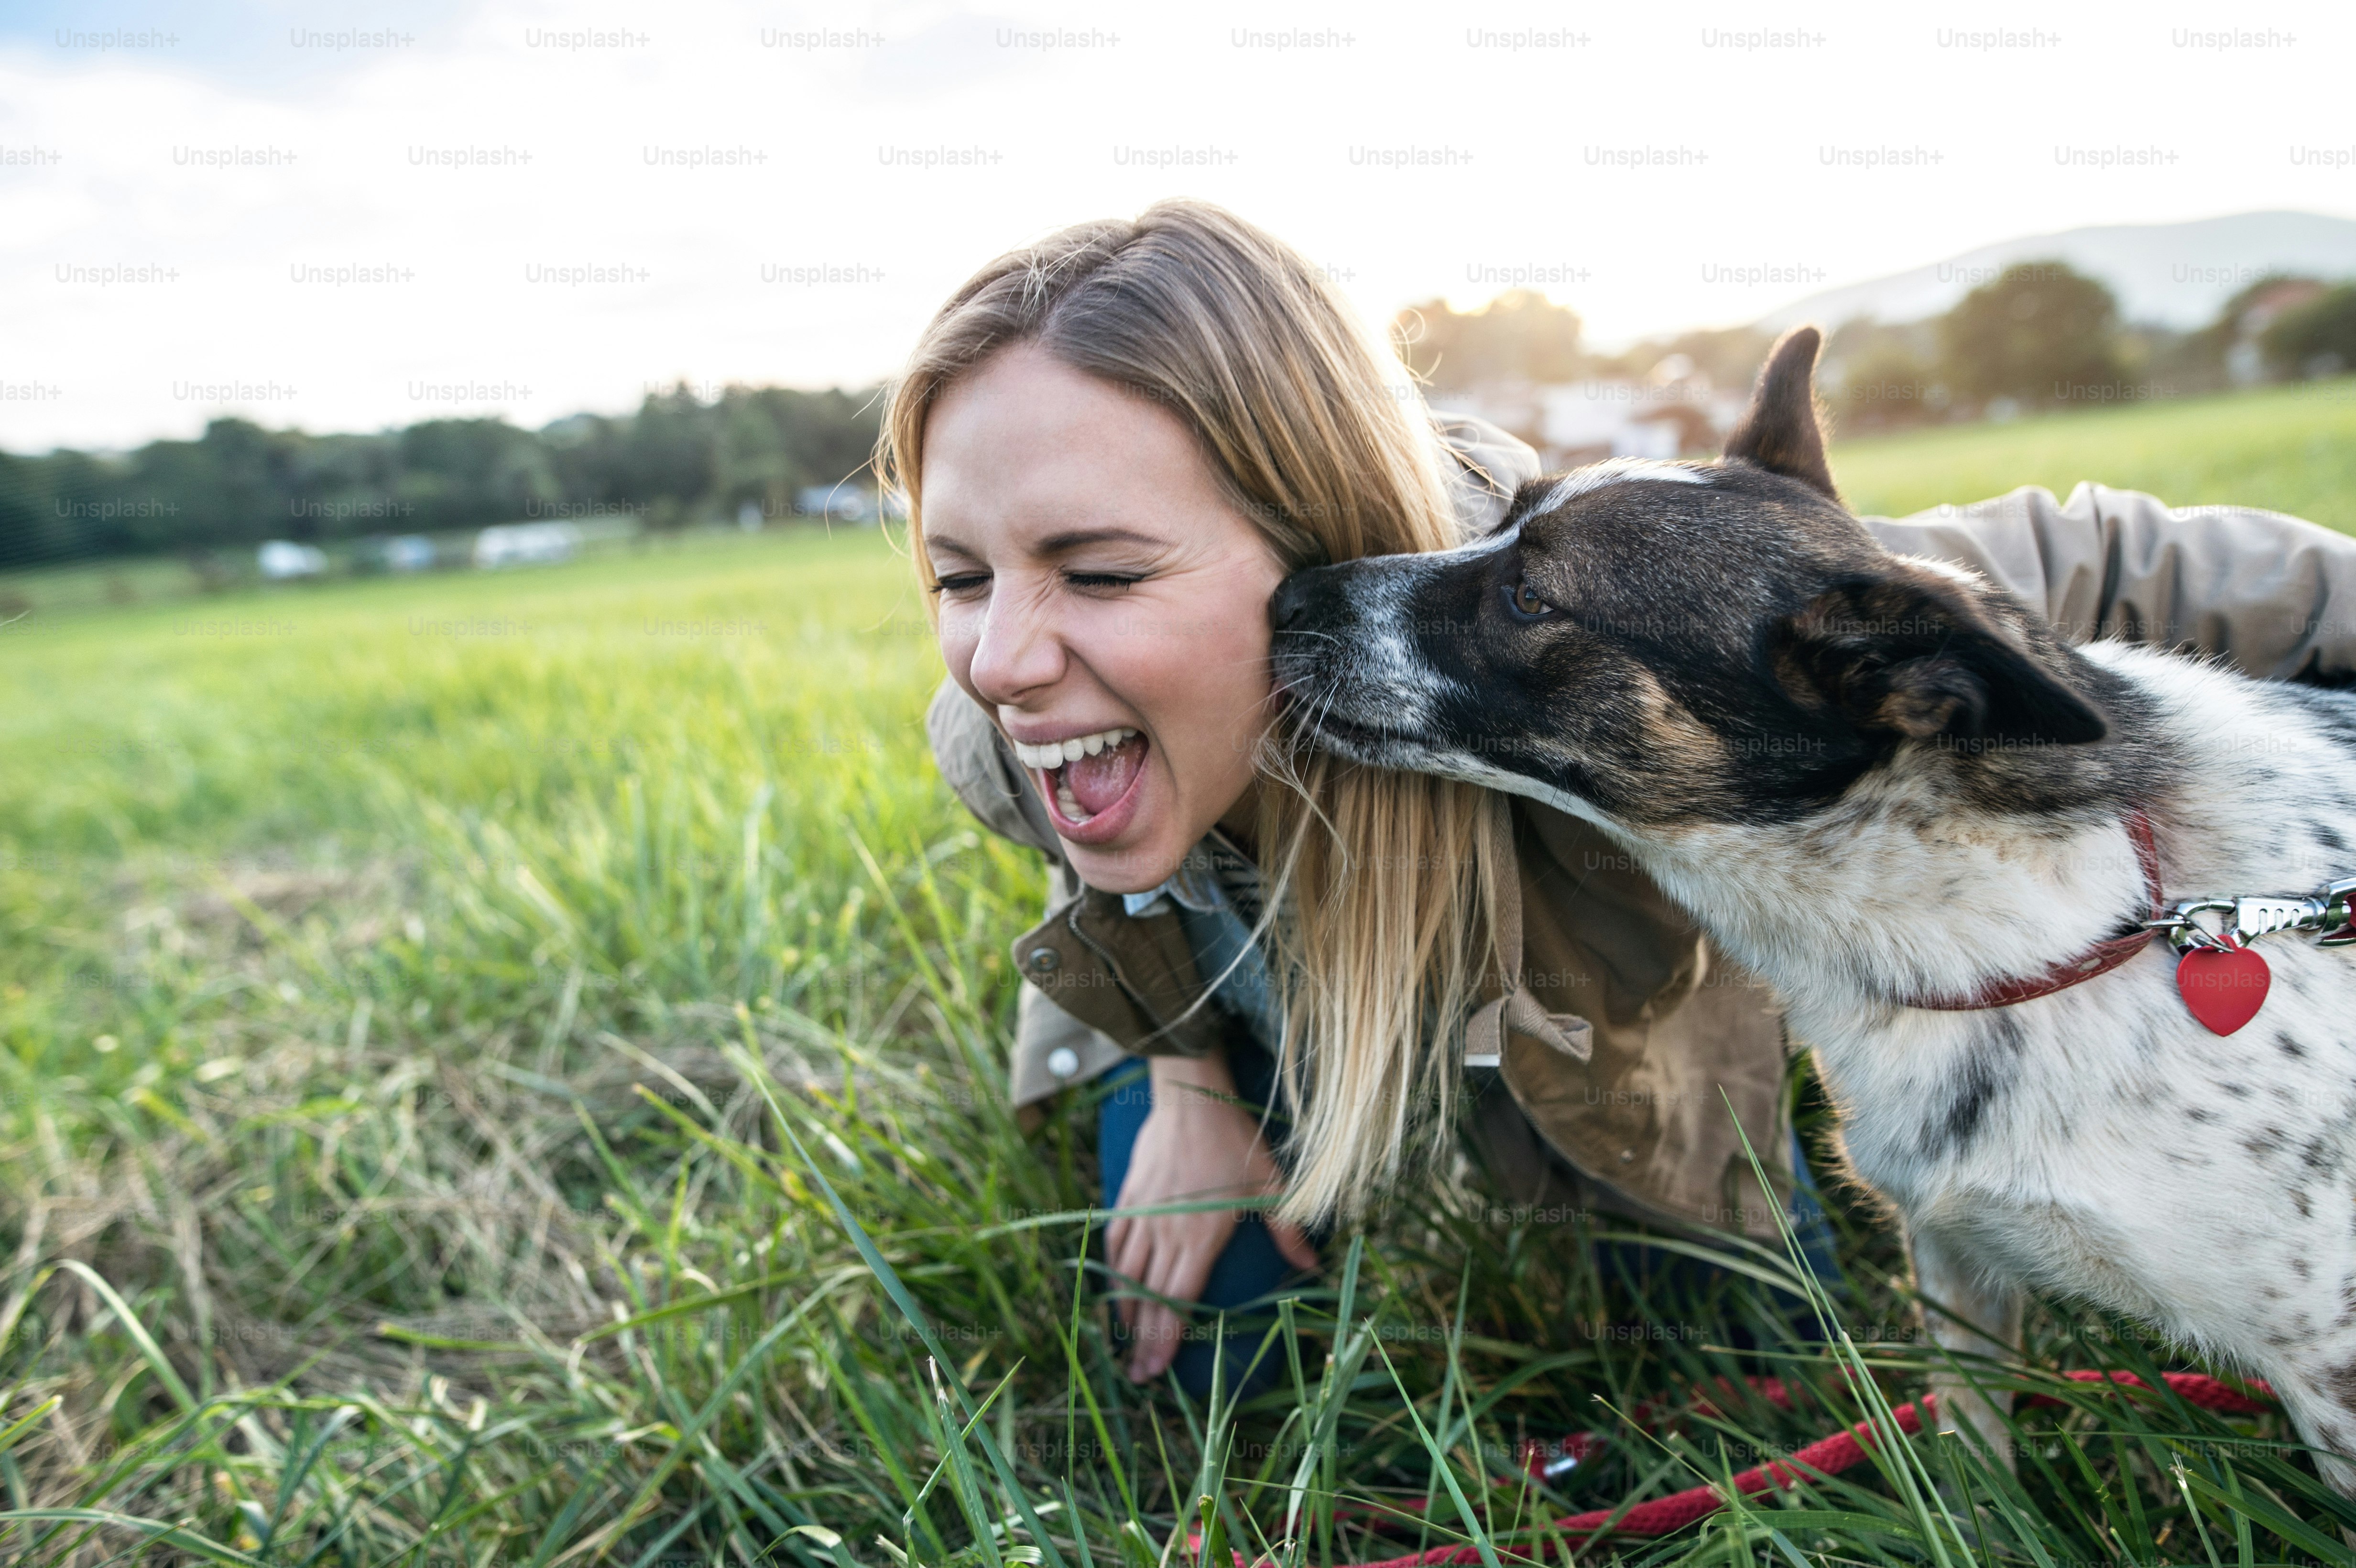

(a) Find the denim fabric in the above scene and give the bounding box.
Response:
[1098,1051,1300,1401]
[1100,1047,1847,1398]
[1105,832,1845,1385]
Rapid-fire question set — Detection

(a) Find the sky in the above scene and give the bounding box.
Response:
[2,0,2352,451]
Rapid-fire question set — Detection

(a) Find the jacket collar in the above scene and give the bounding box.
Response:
[1119,828,1263,922]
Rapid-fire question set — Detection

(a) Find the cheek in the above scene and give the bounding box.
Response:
[1082,595,1274,751]
[1134,611,1274,752]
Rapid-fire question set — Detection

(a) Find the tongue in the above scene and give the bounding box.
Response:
[1065,736,1146,815]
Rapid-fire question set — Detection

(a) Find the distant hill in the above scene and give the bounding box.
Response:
[1757,210,2356,331]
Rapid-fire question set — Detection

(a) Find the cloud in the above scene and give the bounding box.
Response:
[860,9,1030,97]
[2,0,2352,450]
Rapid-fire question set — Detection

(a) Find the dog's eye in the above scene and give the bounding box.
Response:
[1506,580,1552,620]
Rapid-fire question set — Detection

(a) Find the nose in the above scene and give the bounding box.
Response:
[1269,565,1342,637]
[964,582,1068,706]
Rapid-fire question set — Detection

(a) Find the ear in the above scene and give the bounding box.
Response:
[1723,326,1838,501]
[1770,568,2108,749]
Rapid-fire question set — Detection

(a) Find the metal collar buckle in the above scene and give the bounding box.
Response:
[2145,876,2356,954]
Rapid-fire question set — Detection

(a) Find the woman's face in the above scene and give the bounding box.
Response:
[923,343,1287,893]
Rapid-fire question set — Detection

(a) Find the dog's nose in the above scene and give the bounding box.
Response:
[1269,566,1332,634]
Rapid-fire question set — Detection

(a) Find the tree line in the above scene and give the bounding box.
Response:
[0,384,881,571]
[1396,264,2356,436]
[8,263,2354,571]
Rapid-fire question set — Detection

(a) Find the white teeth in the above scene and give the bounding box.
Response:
[1011,727,1138,773]
[1056,785,1092,824]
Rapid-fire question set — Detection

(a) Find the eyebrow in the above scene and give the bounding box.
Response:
[1035,526,1165,554]
[926,526,1166,562]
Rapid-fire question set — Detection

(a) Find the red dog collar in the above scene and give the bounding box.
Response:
[1905,809,2162,1011]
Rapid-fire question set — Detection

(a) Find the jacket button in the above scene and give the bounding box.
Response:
[1027,947,1060,973]
[1047,1046,1080,1079]
[1618,1148,1635,1164]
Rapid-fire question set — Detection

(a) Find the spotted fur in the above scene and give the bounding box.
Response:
[1273,327,2356,1483]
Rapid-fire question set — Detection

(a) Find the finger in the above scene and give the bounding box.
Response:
[1128,1301,1179,1381]
[1119,1225,1189,1344]
[1107,1227,1149,1332]
[1106,1217,1137,1285]
[1269,1217,1320,1272]
[1112,1206,1166,1273]
[1157,1233,1220,1311]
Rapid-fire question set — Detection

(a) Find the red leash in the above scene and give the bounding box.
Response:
[1191,1371,2273,1565]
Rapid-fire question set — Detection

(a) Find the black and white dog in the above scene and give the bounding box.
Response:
[1272,327,2356,1480]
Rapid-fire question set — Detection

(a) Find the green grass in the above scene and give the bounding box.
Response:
[1832,377,2356,532]
[0,492,2350,1558]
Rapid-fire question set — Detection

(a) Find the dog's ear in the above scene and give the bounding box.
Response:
[1770,567,2107,749]
[1723,327,1837,501]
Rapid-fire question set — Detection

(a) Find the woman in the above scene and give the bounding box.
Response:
[882,200,2356,1390]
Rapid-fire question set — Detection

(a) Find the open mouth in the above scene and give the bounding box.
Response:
[1011,727,1151,836]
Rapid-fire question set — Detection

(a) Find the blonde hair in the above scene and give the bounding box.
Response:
[879,200,1500,1226]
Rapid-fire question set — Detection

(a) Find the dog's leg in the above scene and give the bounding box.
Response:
[1908,1224,2023,1469]
[2247,1367,2356,1498]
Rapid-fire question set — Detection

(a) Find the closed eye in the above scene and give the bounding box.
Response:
[929,567,1145,597]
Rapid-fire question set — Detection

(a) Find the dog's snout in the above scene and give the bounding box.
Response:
[1269,566,1330,635]
[1272,567,1329,631]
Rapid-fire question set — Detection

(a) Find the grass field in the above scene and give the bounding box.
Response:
[4,396,2356,1566]
[1831,378,2356,532]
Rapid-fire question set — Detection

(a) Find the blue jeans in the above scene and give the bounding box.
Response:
[1098,1048,1846,1398]
[1097,1051,1302,1401]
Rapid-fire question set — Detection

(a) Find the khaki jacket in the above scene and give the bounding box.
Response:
[928,428,2356,1242]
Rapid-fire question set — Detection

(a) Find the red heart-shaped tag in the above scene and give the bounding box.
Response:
[2176,943,2271,1035]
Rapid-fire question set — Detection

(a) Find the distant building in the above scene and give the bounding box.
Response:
[383,534,436,572]
[796,482,879,523]
[473,521,581,568]
[2226,278,2332,385]
[1436,363,1741,470]
[1537,383,1687,463]
[356,534,436,573]
[258,540,327,579]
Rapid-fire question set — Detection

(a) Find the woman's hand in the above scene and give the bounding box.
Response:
[1104,1052,1319,1383]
